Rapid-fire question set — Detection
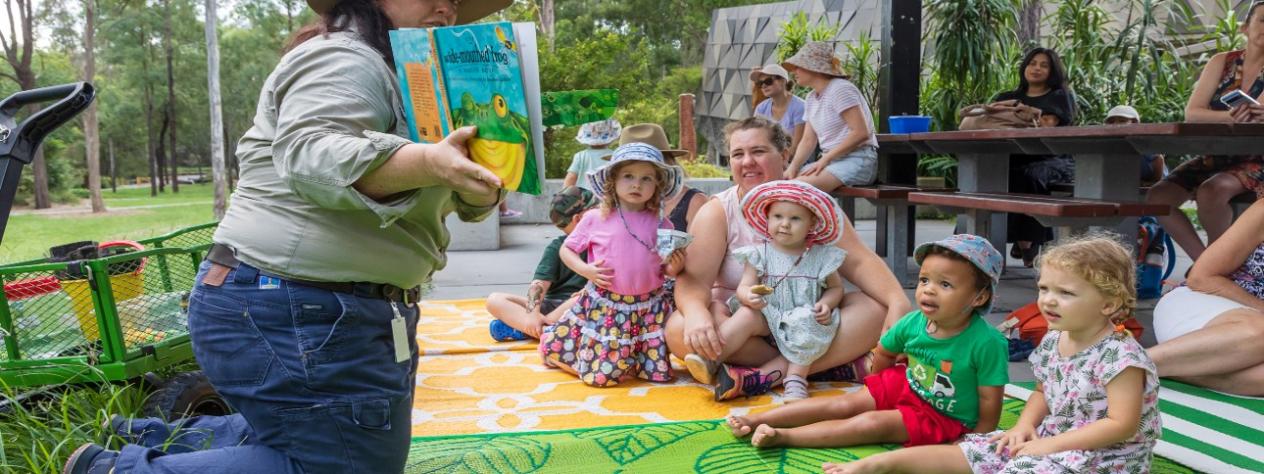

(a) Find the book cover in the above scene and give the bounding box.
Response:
[391,22,545,195]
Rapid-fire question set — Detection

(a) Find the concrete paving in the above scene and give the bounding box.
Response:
[430,219,1194,383]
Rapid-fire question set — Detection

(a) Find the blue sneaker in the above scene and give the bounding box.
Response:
[63,443,116,474]
[489,320,529,342]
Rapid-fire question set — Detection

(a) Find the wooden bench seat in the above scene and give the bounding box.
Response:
[907,192,1167,218]
[832,185,954,287]
[908,192,1170,261]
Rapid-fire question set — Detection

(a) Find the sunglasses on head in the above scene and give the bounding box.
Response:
[757,77,779,87]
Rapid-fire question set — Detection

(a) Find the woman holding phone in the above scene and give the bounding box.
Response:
[1145,1,1264,261]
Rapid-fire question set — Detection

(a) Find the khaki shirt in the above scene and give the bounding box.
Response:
[215,29,496,289]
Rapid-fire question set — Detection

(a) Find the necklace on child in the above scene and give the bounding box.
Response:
[762,241,807,291]
[617,207,658,254]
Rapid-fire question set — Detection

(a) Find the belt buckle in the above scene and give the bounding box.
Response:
[382,285,400,302]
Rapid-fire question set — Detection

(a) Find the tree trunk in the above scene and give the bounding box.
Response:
[164,0,178,193]
[83,0,105,212]
[205,0,228,219]
[1,0,51,208]
[141,24,159,196]
[1018,0,1042,48]
[109,138,116,193]
[540,0,555,50]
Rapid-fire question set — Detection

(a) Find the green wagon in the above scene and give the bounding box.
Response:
[0,223,229,417]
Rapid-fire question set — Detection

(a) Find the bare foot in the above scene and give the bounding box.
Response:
[823,458,880,474]
[726,415,755,437]
[750,424,782,448]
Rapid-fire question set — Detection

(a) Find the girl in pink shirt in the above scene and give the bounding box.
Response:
[541,142,687,387]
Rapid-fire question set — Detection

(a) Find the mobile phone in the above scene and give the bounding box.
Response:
[1220,89,1260,109]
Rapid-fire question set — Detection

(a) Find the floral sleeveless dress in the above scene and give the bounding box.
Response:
[958,331,1162,473]
[1229,241,1264,298]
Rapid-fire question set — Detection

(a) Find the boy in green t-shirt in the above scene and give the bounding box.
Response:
[726,234,1008,449]
[485,187,596,341]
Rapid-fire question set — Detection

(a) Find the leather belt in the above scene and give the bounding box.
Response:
[206,243,420,304]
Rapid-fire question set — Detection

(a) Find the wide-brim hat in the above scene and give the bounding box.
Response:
[749,64,790,82]
[576,119,622,146]
[914,234,1003,316]
[587,142,684,200]
[619,123,689,163]
[306,0,511,25]
[782,41,847,78]
[740,180,843,247]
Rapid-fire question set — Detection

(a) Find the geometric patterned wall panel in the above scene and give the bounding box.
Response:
[699,0,882,160]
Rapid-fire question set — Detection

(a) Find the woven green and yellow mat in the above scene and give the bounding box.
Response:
[404,398,1196,473]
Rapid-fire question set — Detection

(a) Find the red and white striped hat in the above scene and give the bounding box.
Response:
[741,180,843,247]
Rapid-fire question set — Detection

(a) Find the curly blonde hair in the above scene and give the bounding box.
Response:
[1037,235,1137,323]
[599,160,666,216]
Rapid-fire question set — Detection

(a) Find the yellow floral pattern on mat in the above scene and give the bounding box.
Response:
[413,299,861,436]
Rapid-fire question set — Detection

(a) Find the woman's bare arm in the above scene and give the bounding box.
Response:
[1187,200,1264,311]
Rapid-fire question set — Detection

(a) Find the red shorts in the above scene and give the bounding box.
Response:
[863,365,969,447]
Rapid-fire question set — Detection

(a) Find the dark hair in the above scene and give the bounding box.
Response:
[285,0,396,64]
[922,246,993,309]
[1016,47,1068,94]
[1247,1,1264,24]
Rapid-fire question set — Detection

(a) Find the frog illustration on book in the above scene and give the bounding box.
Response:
[451,92,538,193]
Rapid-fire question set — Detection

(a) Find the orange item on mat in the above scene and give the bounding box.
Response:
[999,302,1144,345]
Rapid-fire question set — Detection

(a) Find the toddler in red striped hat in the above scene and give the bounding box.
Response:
[686,180,846,402]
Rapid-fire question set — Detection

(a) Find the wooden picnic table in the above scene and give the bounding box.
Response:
[877,122,1264,271]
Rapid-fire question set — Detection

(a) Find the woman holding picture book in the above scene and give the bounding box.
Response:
[62,1,513,473]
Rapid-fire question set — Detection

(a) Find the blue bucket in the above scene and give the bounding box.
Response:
[889,115,931,133]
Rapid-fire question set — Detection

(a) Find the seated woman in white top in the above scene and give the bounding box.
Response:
[782,41,879,194]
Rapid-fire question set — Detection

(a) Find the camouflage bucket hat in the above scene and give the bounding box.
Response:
[549,186,598,229]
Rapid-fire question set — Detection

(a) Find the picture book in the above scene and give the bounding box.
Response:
[390,22,546,195]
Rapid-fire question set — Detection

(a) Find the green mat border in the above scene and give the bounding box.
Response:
[406,398,1195,473]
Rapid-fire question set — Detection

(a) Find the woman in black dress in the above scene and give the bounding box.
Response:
[993,47,1076,266]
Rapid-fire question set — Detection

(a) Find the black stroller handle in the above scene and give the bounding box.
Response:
[0,82,96,162]
[0,82,96,246]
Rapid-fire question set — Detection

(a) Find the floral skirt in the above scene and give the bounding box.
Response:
[539,283,672,387]
[1163,154,1264,197]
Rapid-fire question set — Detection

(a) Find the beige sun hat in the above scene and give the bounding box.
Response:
[781,41,847,78]
[618,123,689,163]
[306,0,512,25]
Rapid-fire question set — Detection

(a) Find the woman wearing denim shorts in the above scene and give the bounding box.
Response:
[782,41,879,194]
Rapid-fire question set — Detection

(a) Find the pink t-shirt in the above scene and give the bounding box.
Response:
[564,208,671,296]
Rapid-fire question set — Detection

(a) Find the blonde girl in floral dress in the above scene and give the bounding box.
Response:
[826,236,1161,474]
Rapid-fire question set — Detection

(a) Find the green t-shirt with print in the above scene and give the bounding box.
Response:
[878,310,1009,428]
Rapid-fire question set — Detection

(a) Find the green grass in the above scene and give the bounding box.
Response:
[2,184,221,264]
[0,379,150,473]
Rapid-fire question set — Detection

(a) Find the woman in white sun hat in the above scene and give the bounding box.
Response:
[64,1,512,473]
[563,118,622,191]
[751,64,807,161]
[782,41,879,194]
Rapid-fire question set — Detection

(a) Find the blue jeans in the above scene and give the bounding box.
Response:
[110,261,420,473]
